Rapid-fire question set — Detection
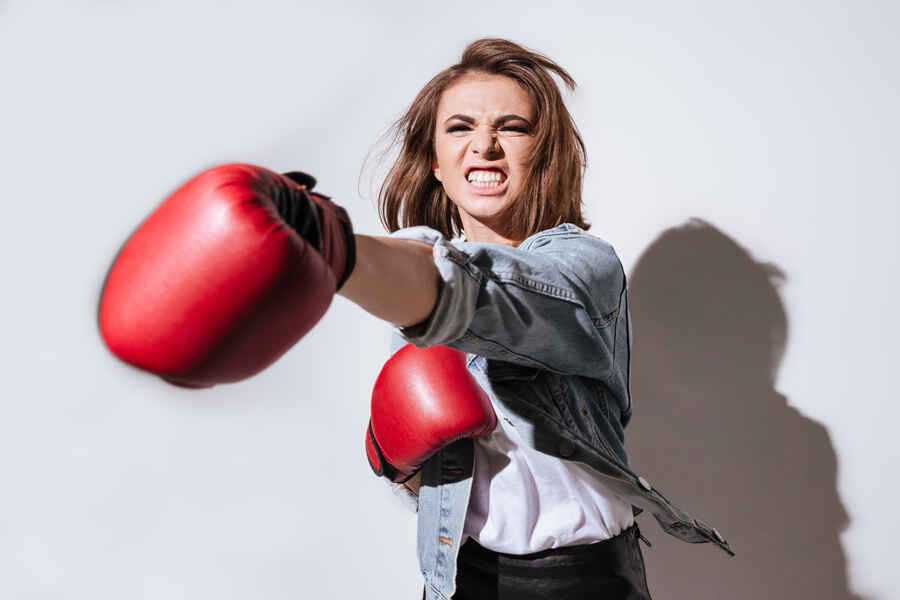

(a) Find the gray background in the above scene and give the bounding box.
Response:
[1,1,897,598]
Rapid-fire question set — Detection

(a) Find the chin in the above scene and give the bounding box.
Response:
[459,206,509,226]
[459,191,513,213]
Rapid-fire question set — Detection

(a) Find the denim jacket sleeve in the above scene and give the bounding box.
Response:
[389,224,627,380]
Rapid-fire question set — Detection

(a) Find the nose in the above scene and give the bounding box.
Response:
[471,127,501,157]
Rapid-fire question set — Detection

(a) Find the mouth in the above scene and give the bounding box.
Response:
[465,167,508,195]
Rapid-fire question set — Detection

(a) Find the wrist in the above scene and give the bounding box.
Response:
[277,171,356,289]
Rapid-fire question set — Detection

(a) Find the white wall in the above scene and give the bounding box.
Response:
[1,1,896,598]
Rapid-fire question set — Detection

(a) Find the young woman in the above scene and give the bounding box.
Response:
[98,30,732,598]
[339,38,732,600]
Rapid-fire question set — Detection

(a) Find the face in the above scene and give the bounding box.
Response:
[432,73,536,243]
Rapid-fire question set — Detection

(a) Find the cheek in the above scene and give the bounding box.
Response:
[434,143,455,168]
[511,142,534,171]
[441,149,467,174]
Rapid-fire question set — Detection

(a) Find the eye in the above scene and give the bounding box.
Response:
[447,124,471,133]
[501,125,530,134]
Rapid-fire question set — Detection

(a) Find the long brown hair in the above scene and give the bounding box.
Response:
[376,38,590,240]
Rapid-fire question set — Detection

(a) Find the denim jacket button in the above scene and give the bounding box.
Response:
[558,439,575,457]
[637,476,652,491]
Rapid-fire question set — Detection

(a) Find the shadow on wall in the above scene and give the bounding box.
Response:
[626,218,864,600]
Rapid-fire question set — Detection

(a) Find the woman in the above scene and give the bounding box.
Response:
[338,38,732,600]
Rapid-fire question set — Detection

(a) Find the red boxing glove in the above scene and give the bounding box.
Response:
[365,344,496,483]
[99,164,355,387]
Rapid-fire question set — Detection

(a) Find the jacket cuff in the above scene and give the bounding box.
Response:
[388,226,478,348]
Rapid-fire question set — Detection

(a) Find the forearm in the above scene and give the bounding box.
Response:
[337,234,440,327]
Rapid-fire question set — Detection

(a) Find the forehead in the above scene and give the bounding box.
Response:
[436,73,535,120]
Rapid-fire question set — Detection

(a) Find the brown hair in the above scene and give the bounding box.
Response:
[376,38,590,241]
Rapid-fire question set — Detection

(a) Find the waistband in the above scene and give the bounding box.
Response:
[460,523,647,567]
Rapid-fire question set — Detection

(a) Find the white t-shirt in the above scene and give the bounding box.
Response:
[462,403,635,554]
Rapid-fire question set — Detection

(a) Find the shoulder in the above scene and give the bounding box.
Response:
[522,223,617,258]
[387,225,446,245]
[521,223,624,283]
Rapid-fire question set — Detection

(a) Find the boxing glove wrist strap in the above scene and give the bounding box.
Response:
[278,171,356,291]
[367,421,416,484]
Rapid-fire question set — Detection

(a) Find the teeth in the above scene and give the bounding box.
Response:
[467,170,504,186]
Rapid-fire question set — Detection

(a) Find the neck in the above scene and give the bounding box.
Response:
[460,215,522,247]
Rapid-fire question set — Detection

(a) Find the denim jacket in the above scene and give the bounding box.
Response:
[387,223,734,600]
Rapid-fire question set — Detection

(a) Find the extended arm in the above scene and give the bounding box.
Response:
[337,234,440,328]
[348,225,628,378]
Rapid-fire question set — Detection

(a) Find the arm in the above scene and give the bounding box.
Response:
[356,225,628,379]
[340,224,626,378]
[336,234,441,328]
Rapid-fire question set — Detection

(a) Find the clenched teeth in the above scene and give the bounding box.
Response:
[467,170,505,186]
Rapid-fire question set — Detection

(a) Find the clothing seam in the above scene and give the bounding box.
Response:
[479,270,617,337]
[618,278,633,423]
[459,329,559,373]
[547,374,579,430]
[518,224,581,251]
[443,229,619,333]
[447,366,717,547]
[536,425,706,534]
[482,270,580,304]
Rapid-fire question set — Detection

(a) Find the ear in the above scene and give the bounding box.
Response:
[432,155,442,182]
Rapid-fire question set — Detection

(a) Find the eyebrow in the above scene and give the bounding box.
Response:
[444,114,532,126]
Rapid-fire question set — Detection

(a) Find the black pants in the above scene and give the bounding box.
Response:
[428,523,652,600]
